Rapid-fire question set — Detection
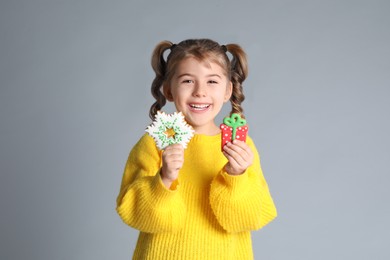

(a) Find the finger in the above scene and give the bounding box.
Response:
[227,141,254,165]
[230,140,252,157]
[164,156,183,166]
[223,148,245,171]
[223,142,246,164]
[222,154,244,175]
[164,144,184,152]
[162,158,183,176]
[224,142,254,172]
[163,146,184,166]
[163,145,184,157]
[166,161,183,170]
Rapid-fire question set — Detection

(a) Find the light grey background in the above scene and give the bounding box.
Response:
[1,0,389,259]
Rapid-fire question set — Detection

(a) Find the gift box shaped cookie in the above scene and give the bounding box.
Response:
[220,113,248,150]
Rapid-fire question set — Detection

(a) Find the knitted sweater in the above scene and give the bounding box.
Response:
[116,133,277,259]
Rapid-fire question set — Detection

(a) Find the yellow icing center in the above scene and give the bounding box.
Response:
[165,128,176,138]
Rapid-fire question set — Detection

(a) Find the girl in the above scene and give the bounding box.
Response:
[116,39,277,259]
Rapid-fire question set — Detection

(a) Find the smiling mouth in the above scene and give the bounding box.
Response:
[189,104,211,110]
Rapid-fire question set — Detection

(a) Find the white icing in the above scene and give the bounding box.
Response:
[146,111,195,150]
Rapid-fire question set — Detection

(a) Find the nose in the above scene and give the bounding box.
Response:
[192,82,207,97]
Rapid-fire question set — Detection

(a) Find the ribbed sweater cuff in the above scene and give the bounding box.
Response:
[220,170,249,190]
[151,172,180,203]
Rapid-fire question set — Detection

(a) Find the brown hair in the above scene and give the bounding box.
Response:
[149,39,248,120]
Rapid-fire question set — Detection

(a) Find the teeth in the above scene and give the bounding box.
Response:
[190,104,210,109]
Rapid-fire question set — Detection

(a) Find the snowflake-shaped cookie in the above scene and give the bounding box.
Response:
[146,111,195,150]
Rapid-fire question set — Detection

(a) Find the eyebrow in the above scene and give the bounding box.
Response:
[176,73,222,79]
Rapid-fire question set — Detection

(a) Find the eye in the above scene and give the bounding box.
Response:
[208,80,218,84]
[182,79,194,84]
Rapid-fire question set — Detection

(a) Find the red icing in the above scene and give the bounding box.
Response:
[220,124,248,151]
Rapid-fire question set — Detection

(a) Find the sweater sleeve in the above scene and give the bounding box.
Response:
[209,137,277,233]
[116,134,186,233]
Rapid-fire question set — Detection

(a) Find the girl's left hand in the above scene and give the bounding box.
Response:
[222,140,254,175]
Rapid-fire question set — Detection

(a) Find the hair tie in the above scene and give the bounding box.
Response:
[221,45,227,52]
[170,44,177,50]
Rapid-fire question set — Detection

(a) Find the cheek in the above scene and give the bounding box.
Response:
[172,87,191,99]
[170,91,186,107]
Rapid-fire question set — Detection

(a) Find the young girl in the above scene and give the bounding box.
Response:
[116,39,277,259]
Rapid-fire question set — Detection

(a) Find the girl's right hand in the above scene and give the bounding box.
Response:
[161,144,184,188]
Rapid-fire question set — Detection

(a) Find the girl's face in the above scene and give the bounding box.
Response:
[165,57,232,135]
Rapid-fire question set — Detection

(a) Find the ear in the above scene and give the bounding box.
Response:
[224,81,233,102]
[163,84,174,102]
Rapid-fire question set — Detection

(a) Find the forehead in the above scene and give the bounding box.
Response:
[175,57,226,75]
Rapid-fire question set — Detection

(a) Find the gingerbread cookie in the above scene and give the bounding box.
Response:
[220,113,248,150]
[146,111,195,150]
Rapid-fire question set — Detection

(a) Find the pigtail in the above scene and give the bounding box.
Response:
[225,44,248,117]
[149,41,173,120]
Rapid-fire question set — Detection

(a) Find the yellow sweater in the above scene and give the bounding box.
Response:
[116,133,277,259]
